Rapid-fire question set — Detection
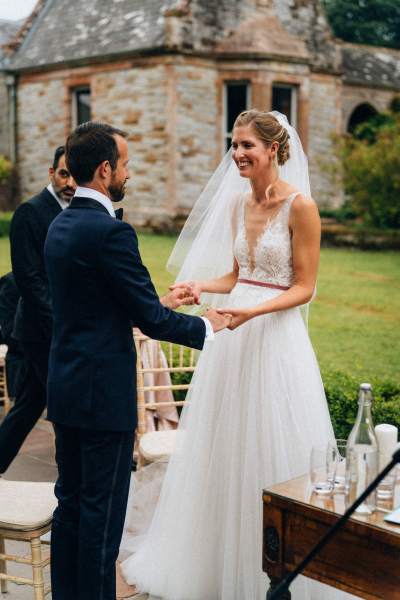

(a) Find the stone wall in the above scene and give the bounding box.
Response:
[13,54,396,223]
[174,62,218,212]
[308,73,343,207]
[93,64,170,226]
[0,73,9,157]
[342,84,398,131]
[17,78,66,200]
[15,59,219,227]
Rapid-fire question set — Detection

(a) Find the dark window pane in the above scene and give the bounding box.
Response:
[272,86,292,123]
[227,84,248,133]
[76,89,91,124]
[225,82,248,150]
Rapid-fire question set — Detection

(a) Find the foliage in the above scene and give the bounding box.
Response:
[323,370,400,439]
[0,156,12,186]
[352,98,400,143]
[323,0,400,49]
[0,212,12,237]
[169,367,400,441]
[334,115,400,228]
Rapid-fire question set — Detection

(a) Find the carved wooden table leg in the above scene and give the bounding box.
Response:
[266,576,291,599]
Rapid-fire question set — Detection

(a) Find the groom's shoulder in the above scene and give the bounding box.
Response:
[101,217,139,246]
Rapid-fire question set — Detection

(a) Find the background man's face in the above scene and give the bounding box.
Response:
[49,154,76,202]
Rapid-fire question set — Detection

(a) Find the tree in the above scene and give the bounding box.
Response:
[336,114,400,228]
[323,0,400,49]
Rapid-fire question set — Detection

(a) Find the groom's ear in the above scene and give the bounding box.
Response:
[97,160,112,181]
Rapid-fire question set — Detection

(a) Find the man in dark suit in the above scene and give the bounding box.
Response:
[0,146,76,474]
[44,122,230,600]
[0,272,25,400]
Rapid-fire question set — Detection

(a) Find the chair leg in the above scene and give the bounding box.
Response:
[30,537,45,600]
[0,536,7,594]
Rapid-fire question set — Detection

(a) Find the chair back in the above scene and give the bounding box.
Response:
[133,331,197,438]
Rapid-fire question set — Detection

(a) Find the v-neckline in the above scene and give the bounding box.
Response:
[241,192,296,273]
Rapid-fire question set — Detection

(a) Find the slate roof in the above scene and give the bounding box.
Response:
[7,0,179,71]
[342,43,400,91]
[0,19,22,63]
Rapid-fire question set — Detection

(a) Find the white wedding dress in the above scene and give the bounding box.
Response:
[122,193,358,599]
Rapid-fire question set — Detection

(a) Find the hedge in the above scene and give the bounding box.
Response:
[0,212,12,237]
[170,368,400,440]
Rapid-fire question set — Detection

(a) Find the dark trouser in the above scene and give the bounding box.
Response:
[5,349,26,398]
[51,424,134,600]
[0,341,49,473]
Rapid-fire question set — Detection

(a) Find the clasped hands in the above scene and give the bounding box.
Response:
[163,281,252,332]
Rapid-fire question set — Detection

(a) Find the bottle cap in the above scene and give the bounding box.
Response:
[360,382,372,391]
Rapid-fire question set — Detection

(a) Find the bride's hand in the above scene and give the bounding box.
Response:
[216,307,253,330]
[170,280,202,305]
[161,284,196,309]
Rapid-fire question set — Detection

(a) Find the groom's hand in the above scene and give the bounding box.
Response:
[161,284,196,309]
[204,308,232,332]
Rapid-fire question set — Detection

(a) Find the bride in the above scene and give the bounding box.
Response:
[121,110,357,599]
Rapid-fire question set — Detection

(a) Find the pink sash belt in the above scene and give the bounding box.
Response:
[237,278,289,291]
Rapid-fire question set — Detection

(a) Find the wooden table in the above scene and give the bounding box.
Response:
[263,475,400,599]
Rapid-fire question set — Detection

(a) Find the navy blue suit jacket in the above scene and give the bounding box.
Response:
[44,197,205,432]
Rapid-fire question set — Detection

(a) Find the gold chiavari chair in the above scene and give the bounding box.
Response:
[134,331,197,469]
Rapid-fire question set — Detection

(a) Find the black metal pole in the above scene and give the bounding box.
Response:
[267,447,400,599]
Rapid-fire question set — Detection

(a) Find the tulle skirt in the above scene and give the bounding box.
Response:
[121,283,358,599]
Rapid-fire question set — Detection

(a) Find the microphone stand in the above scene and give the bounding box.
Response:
[267,447,400,599]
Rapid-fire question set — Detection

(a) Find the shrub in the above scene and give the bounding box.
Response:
[323,370,400,439]
[334,115,400,229]
[0,156,12,186]
[171,366,399,441]
[0,212,13,237]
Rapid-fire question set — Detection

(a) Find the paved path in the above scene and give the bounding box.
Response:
[1,413,144,599]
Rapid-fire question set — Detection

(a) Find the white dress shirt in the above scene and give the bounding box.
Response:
[74,186,116,217]
[47,183,69,210]
[72,187,213,339]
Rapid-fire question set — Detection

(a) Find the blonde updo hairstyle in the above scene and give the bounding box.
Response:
[233,110,290,166]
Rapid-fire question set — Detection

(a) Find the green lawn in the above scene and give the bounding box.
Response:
[1,234,399,382]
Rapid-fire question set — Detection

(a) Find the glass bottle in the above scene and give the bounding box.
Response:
[345,383,379,514]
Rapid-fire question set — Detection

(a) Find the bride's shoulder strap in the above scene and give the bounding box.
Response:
[230,192,246,233]
[287,191,301,205]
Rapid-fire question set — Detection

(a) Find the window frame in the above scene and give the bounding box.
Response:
[271,83,298,128]
[223,80,251,153]
[71,86,91,127]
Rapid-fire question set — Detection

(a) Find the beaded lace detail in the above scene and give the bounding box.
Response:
[233,192,298,288]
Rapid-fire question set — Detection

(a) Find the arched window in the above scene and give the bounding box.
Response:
[347,103,378,134]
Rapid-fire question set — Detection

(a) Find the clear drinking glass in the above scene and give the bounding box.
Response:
[310,443,338,495]
[377,462,397,501]
[335,439,347,490]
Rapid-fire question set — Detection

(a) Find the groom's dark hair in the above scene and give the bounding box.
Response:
[65,121,128,185]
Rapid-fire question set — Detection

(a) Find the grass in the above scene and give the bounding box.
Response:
[1,233,399,382]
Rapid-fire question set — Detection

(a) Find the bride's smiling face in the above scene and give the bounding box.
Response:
[231,125,275,179]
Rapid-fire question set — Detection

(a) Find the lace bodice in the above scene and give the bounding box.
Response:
[233,193,298,287]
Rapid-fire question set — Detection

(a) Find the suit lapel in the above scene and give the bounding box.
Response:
[40,188,63,219]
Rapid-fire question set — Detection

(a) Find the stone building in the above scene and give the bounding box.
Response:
[0,19,20,159]
[1,0,400,226]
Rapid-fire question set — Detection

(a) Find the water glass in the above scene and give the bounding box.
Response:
[377,462,397,501]
[335,439,347,490]
[310,443,338,495]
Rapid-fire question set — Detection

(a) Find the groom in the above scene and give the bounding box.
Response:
[44,122,230,600]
